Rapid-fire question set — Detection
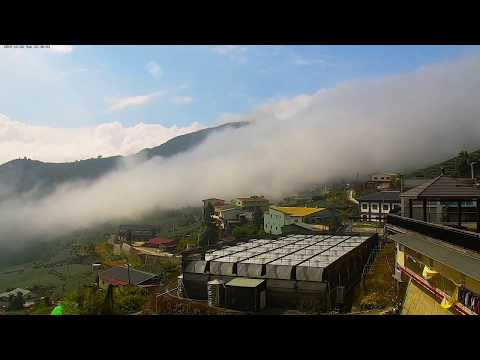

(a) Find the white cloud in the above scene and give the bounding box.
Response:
[171,96,193,105]
[293,56,327,66]
[211,45,250,63]
[146,61,162,78]
[107,91,167,112]
[47,45,74,54]
[4,55,480,243]
[0,114,203,164]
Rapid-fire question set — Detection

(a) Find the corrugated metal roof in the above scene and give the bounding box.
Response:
[390,232,480,282]
[270,206,325,217]
[98,266,159,286]
[226,278,265,288]
[202,234,374,281]
[401,175,480,199]
[147,237,176,245]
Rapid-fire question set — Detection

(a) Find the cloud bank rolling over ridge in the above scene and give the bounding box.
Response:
[2,55,480,245]
[0,116,203,164]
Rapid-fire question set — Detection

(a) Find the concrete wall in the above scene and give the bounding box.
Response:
[264,208,301,234]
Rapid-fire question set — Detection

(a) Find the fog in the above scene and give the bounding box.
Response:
[2,55,480,245]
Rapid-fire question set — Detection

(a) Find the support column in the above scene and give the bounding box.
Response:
[458,200,462,227]
[379,201,382,223]
[476,198,480,233]
[368,202,371,222]
[409,199,413,219]
[423,199,427,222]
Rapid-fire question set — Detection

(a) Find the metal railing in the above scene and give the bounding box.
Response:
[386,214,480,252]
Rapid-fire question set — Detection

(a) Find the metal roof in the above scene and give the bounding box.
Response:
[358,191,401,202]
[98,266,159,286]
[202,234,374,281]
[226,278,265,288]
[401,175,480,199]
[390,232,480,282]
[270,206,325,217]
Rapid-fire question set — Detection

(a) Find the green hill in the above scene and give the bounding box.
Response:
[406,148,480,178]
[0,121,248,200]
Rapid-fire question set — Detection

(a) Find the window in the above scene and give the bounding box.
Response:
[383,204,389,210]
[362,203,368,210]
[371,204,378,210]
[380,177,384,180]
[362,215,368,221]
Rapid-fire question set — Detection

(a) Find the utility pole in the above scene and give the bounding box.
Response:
[127,263,131,285]
[471,162,478,180]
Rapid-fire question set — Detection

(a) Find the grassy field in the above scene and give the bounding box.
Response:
[0,206,203,298]
[0,261,94,297]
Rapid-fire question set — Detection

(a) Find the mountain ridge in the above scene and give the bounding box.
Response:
[0,121,248,199]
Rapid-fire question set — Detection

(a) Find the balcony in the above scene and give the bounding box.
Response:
[385,214,480,252]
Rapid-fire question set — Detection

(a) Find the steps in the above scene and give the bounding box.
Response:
[352,242,397,312]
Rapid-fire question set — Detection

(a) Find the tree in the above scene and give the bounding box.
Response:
[101,284,114,315]
[456,150,471,177]
[8,291,25,310]
[198,202,218,249]
[198,225,218,249]
[232,224,257,240]
[203,202,215,224]
[253,207,264,231]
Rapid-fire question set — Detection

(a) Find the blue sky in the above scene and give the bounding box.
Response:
[1,45,479,129]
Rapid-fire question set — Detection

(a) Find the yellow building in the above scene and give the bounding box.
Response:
[264,206,337,235]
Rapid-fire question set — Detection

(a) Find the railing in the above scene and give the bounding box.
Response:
[386,214,480,252]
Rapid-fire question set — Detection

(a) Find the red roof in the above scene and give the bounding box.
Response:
[147,237,177,246]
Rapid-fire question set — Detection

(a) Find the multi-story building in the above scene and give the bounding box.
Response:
[264,206,341,235]
[358,191,401,222]
[231,196,269,212]
[367,172,399,190]
[385,173,480,315]
[212,205,251,231]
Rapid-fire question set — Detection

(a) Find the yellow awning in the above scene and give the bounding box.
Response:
[270,206,324,217]
[422,265,439,280]
[440,286,459,309]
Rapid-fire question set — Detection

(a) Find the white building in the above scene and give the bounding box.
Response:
[358,191,401,222]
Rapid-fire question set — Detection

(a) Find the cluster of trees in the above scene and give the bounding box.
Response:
[7,292,25,310]
[456,150,476,177]
[198,203,219,248]
[232,207,265,240]
[28,285,150,315]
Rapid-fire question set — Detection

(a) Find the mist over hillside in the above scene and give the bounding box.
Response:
[0,121,247,201]
[2,55,480,247]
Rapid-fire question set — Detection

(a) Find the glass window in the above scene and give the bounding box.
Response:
[383,204,389,210]
[362,203,368,210]
[371,204,378,210]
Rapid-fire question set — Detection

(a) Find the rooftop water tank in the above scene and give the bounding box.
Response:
[207,279,225,308]
[91,263,102,273]
[177,275,184,298]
